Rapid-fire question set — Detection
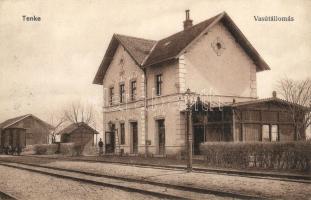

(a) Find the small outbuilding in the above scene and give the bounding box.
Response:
[59,122,99,148]
[0,114,53,152]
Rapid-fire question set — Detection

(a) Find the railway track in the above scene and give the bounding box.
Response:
[24,155,311,184]
[0,160,266,200]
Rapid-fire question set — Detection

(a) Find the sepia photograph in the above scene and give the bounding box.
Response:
[0,0,311,199]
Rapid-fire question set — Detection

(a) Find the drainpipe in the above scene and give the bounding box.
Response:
[143,68,149,157]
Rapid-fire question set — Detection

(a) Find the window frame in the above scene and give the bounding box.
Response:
[119,83,125,103]
[262,124,270,142]
[120,122,125,145]
[271,124,279,142]
[109,86,114,105]
[155,74,162,96]
[130,80,137,101]
[261,124,279,142]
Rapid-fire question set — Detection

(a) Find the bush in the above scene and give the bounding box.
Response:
[32,143,84,156]
[73,143,83,156]
[33,145,46,155]
[200,141,311,172]
[59,143,83,156]
[33,144,58,155]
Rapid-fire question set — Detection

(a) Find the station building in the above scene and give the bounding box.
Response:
[93,11,304,157]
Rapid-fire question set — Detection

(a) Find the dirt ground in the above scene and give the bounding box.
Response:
[41,160,311,199]
[0,165,163,200]
[0,155,311,199]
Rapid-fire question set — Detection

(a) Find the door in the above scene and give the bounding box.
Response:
[194,125,204,155]
[131,122,138,154]
[157,120,165,155]
[9,130,13,147]
[105,124,115,153]
[0,132,4,147]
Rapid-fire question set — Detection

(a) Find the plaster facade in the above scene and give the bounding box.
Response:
[102,22,261,156]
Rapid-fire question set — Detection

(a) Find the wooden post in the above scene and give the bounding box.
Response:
[260,110,263,141]
[95,133,97,147]
[203,114,207,142]
[269,124,272,142]
[221,109,225,140]
[187,109,193,172]
[232,109,236,141]
[240,110,244,142]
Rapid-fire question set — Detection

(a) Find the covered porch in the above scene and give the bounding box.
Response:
[187,97,303,155]
[0,127,26,153]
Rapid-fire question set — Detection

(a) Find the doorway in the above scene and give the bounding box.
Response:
[105,124,115,153]
[157,119,165,155]
[193,125,204,155]
[131,122,138,154]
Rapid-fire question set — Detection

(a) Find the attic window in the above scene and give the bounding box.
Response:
[119,58,124,65]
[216,42,222,50]
[211,37,226,56]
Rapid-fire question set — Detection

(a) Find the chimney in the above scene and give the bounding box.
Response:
[183,9,193,30]
[272,91,277,98]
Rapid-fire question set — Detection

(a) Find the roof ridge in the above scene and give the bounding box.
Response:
[231,97,307,108]
[58,122,99,135]
[114,33,156,42]
[93,11,269,84]
[114,12,223,46]
[141,40,158,66]
[0,114,31,129]
[157,12,223,43]
[143,12,223,66]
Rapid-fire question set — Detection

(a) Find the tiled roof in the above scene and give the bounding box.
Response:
[93,34,155,85]
[115,34,156,65]
[0,114,53,130]
[229,97,307,109]
[0,114,30,129]
[58,122,99,135]
[93,11,270,84]
[189,97,308,111]
[143,14,221,66]
[206,97,307,110]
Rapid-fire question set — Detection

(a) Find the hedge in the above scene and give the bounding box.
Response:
[199,141,311,172]
[33,144,58,155]
[60,143,83,156]
[33,143,83,156]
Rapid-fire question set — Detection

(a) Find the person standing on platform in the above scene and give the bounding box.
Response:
[98,138,104,156]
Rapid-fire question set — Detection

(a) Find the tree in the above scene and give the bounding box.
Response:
[63,101,97,147]
[48,112,67,143]
[64,101,95,125]
[276,77,311,140]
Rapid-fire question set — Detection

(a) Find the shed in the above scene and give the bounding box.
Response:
[58,122,99,147]
[0,114,53,152]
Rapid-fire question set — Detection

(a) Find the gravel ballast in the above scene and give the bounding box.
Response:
[1,156,311,199]
[0,165,164,200]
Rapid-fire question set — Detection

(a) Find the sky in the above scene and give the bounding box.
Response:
[0,0,311,134]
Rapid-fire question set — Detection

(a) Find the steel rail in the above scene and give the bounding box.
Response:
[0,160,267,200]
[23,155,311,183]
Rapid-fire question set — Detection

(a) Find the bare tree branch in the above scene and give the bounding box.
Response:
[63,101,95,126]
[48,112,67,143]
[276,77,311,140]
